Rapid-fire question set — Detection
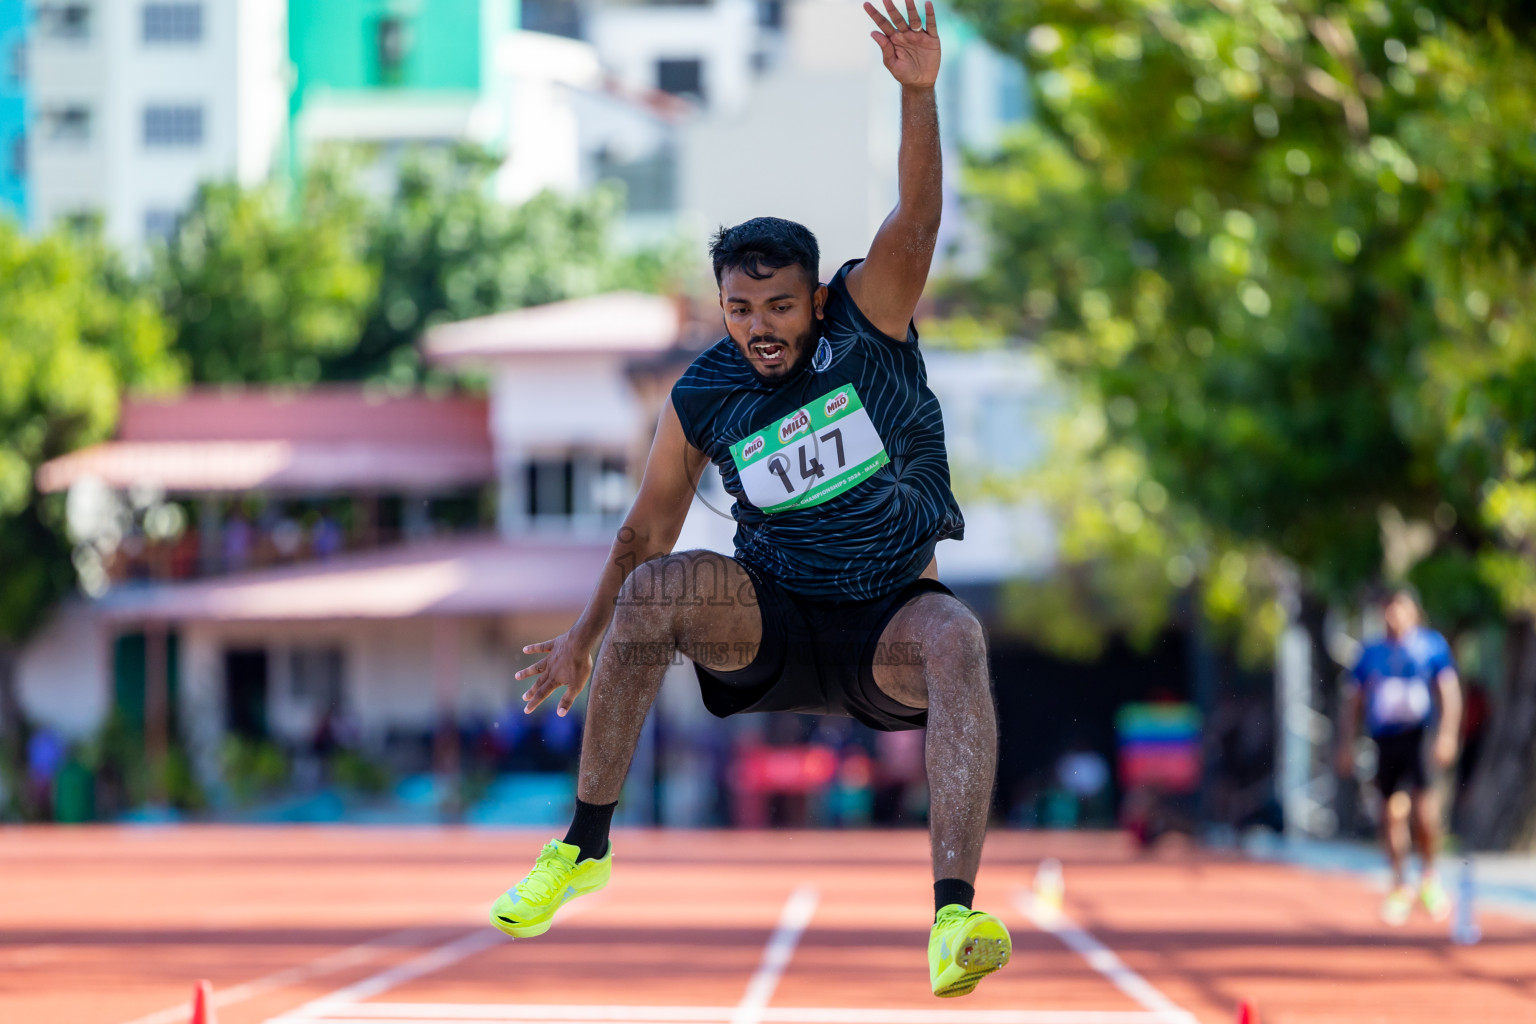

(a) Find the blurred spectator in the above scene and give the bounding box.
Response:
[1055,741,1111,825]
[312,513,344,560]
[873,728,926,824]
[26,729,66,819]
[224,511,252,572]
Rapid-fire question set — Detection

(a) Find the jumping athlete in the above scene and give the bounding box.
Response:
[491,1,1011,997]
[1337,589,1462,925]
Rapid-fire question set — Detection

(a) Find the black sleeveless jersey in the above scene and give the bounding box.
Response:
[670,259,965,601]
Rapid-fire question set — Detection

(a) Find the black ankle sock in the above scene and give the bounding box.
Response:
[562,799,617,862]
[934,878,975,917]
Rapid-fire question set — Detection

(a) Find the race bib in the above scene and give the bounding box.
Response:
[729,384,889,513]
[1370,675,1432,727]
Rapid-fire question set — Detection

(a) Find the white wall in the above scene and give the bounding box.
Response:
[588,0,757,117]
[30,0,288,251]
[676,0,897,277]
[15,602,110,740]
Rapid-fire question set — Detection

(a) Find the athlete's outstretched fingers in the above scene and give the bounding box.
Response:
[514,656,548,683]
[864,1,896,35]
[522,638,555,655]
[905,0,920,31]
[523,677,559,713]
[883,0,906,31]
[556,689,578,718]
[924,0,936,33]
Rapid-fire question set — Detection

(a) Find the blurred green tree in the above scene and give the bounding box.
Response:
[0,222,179,816]
[325,145,685,386]
[159,145,685,388]
[952,0,1536,846]
[157,162,376,384]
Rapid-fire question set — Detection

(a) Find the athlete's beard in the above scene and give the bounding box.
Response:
[742,324,819,386]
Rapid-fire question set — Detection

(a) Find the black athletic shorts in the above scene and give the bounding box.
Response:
[692,558,951,732]
[1373,727,1433,796]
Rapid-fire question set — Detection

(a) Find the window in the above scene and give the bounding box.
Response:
[144,208,179,241]
[143,104,203,147]
[521,0,582,39]
[289,647,345,709]
[375,16,410,84]
[42,105,91,144]
[37,3,92,42]
[523,455,629,521]
[656,58,704,101]
[143,3,203,43]
[595,144,675,214]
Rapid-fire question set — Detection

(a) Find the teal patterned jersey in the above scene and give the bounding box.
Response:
[671,260,964,601]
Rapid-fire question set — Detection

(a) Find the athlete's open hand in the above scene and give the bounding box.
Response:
[516,631,595,717]
[865,0,940,89]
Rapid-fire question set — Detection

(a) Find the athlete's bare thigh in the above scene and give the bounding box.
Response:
[625,549,763,674]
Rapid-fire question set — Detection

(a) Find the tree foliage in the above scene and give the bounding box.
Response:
[952,0,1536,844]
[158,144,688,388]
[157,164,376,385]
[327,145,685,384]
[954,0,1536,619]
[0,223,178,644]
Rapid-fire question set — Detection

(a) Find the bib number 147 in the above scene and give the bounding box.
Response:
[729,384,889,514]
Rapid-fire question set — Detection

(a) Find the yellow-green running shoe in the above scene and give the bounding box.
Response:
[1420,876,1451,922]
[1380,884,1413,926]
[490,839,611,938]
[929,905,1012,998]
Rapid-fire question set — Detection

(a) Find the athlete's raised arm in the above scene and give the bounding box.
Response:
[516,402,708,716]
[849,0,942,340]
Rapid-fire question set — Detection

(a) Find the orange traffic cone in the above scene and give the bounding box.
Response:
[189,980,216,1024]
[1235,998,1260,1024]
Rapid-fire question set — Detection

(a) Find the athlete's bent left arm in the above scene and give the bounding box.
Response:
[1434,668,1462,768]
[852,0,943,340]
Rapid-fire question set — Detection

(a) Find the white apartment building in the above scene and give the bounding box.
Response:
[576,0,1027,276]
[29,0,287,250]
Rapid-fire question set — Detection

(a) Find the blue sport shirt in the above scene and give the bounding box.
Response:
[1350,627,1454,737]
[671,259,965,601]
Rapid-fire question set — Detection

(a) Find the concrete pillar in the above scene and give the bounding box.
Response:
[144,623,169,804]
[432,616,461,813]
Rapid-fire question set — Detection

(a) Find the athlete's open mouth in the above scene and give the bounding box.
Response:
[751,340,787,364]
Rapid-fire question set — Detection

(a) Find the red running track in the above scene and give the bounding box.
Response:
[1,827,1532,1024]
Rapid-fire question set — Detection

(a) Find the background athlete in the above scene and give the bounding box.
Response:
[1337,588,1462,925]
[490,0,1010,999]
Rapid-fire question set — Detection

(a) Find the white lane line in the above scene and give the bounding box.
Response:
[268,930,504,1023]
[117,927,438,1024]
[730,886,820,1024]
[1016,894,1197,1024]
[281,1008,1168,1024]
[268,894,604,1024]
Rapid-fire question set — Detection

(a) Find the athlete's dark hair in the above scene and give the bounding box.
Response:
[709,217,820,288]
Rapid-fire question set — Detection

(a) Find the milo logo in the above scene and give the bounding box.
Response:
[778,409,810,444]
[824,391,849,417]
[742,435,765,460]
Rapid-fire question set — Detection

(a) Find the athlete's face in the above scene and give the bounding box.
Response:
[1384,594,1420,639]
[719,264,827,385]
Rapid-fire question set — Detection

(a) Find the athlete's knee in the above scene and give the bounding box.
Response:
[921,598,988,668]
[613,550,737,640]
[613,555,688,639]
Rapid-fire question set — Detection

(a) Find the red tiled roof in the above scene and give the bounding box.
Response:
[99,535,608,623]
[423,292,681,362]
[118,388,489,444]
[36,389,493,495]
